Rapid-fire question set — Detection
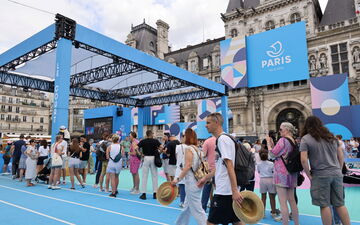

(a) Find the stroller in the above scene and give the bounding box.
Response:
[35,158,51,184]
[343,163,360,185]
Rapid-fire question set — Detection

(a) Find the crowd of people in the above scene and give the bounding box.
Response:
[1,114,356,225]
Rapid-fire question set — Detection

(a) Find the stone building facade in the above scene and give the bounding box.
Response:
[126,0,360,139]
[0,85,50,136]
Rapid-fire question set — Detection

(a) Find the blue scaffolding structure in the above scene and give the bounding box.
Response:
[0,14,228,141]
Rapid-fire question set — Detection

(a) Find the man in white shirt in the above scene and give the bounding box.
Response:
[197,112,244,225]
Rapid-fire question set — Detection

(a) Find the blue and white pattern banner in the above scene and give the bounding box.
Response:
[246,22,309,87]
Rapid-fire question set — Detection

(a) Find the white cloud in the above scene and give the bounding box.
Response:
[0,0,227,54]
[0,0,329,55]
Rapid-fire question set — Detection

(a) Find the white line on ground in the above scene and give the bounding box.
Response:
[0,176,181,211]
[0,199,76,225]
[0,184,169,225]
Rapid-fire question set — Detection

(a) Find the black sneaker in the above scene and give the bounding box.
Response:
[109,193,116,198]
[139,193,146,200]
[115,190,119,195]
[153,193,157,199]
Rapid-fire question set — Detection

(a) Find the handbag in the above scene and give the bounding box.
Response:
[154,150,162,168]
[52,153,63,167]
[135,150,142,160]
[190,146,210,181]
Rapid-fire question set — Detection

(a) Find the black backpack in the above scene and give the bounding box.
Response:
[216,134,255,186]
[96,141,108,162]
[280,137,303,174]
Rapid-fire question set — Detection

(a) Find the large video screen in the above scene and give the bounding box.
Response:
[84,117,113,140]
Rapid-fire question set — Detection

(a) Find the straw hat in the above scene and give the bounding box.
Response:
[157,182,178,206]
[232,191,264,224]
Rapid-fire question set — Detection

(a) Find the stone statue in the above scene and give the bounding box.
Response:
[319,54,327,69]
[353,47,360,63]
[309,56,316,70]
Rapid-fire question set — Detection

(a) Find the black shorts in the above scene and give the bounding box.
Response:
[208,194,240,224]
[37,156,48,165]
[3,156,10,165]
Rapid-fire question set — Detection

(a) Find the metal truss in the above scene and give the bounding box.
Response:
[70,88,138,106]
[75,42,211,92]
[70,61,143,87]
[141,90,223,107]
[0,41,57,72]
[0,72,138,106]
[0,71,54,91]
[108,79,187,97]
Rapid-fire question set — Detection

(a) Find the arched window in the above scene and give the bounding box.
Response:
[230,29,238,38]
[290,13,301,24]
[265,20,275,31]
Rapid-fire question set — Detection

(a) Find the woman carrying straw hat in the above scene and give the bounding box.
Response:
[171,128,207,225]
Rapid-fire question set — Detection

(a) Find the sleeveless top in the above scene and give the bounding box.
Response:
[109,143,121,159]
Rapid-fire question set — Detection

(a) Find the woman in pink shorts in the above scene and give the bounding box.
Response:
[129,131,141,194]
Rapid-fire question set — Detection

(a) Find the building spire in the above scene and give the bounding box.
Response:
[226,0,244,13]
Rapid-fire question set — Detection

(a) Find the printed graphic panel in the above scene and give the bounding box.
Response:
[196,98,233,121]
[247,22,309,87]
[310,74,350,110]
[313,106,353,140]
[220,37,247,89]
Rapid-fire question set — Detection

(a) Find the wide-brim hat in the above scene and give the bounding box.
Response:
[157,182,178,206]
[232,191,264,224]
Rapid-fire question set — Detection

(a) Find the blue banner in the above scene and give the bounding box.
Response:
[247,22,309,87]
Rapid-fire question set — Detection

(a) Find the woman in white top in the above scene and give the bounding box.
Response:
[25,139,39,187]
[172,128,207,225]
[37,139,49,173]
[106,134,123,198]
[49,135,64,190]
[175,135,187,208]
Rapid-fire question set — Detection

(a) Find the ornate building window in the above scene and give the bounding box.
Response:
[248,28,254,36]
[265,20,275,31]
[190,60,196,72]
[203,57,209,69]
[331,43,349,74]
[190,114,196,122]
[230,29,238,38]
[290,13,301,24]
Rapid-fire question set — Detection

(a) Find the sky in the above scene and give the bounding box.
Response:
[0,0,328,54]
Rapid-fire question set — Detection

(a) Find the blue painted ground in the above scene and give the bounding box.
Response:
[0,172,359,225]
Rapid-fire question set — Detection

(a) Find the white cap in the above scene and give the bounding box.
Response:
[60,125,66,130]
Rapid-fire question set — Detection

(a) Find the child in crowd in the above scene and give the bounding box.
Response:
[257,149,281,222]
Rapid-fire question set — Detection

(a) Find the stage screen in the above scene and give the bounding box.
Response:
[85,117,113,140]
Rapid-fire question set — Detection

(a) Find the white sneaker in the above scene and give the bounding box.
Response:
[271,213,282,222]
[93,184,98,188]
[179,202,184,208]
[130,187,135,192]
[130,190,140,194]
[52,186,61,190]
[48,185,52,189]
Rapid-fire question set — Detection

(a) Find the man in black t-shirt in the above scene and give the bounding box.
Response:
[166,136,180,181]
[79,135,91,184]
[11,134,26,179]
[137,130,162,200]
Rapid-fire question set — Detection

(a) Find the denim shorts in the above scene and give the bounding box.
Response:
[310,175,344,207]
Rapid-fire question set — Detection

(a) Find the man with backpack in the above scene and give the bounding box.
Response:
[197,112,244,225]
